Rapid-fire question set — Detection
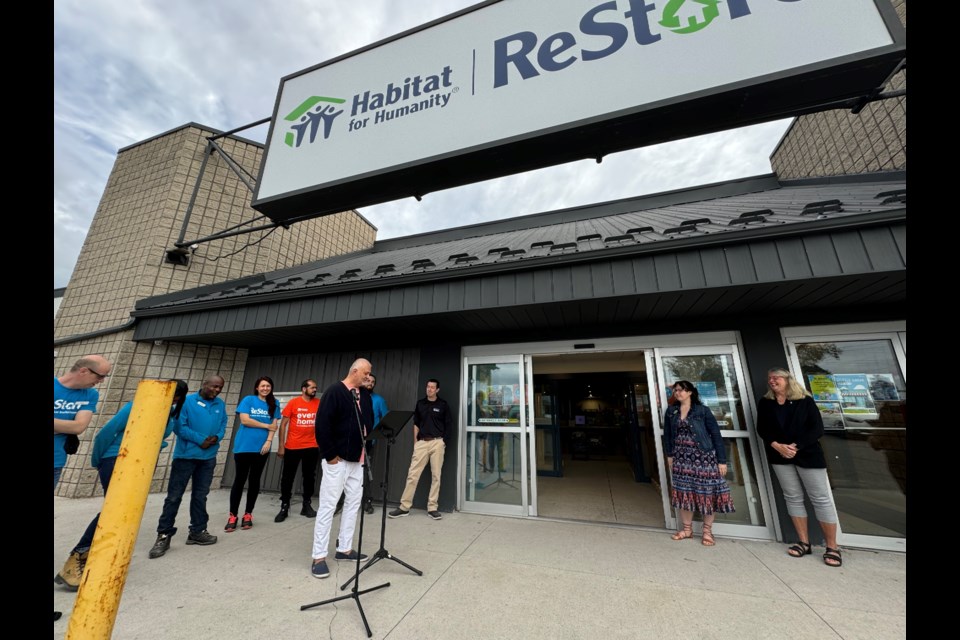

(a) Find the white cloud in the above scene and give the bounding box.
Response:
[53,0,791,287]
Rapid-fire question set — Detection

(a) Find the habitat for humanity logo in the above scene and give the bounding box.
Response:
[283,96,346,147]
[284,66,456,149]
[493,0,802,88]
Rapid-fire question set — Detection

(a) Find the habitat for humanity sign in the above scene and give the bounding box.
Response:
[253,0,904,223]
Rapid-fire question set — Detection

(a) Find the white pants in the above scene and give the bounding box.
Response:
[312,459,363,559]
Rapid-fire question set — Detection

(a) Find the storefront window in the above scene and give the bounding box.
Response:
[794,339,906,538]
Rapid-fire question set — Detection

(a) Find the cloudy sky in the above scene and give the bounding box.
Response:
[53,0,792,288]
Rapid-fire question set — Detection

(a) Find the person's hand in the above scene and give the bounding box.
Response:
[199,435,217,450]
[666,456,673,470]
[328,456,340,465]
[276,445,285,459]
[773,442,796,459]
[718,463,728,476]
[260,441,271,455]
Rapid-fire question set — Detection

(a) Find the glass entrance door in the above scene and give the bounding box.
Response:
[652,346,774,539]
[462,356,529,516]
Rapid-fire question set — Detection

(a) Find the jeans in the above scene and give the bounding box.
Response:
[312,459,363,559]
[229,452,269,515]
[279,447,319,505]
[773,464,839,524]
[54,467,63,492]
[73,456,117,553]
[157,457,216,536]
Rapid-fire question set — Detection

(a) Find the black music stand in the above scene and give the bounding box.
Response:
[301,394,390,638]
[341,410,423,591]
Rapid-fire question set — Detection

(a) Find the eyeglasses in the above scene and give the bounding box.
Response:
[87,367,109,380]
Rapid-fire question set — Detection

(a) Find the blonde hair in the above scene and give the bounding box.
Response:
[763,367,810,401]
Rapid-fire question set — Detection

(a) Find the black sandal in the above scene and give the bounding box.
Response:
[787,542,812,558]
[823,547,842,567]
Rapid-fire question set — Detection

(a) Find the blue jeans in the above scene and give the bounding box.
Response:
[54,467,63,492]
[157,458,216,536]
[73,456,117,553]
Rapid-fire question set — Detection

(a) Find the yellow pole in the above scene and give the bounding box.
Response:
[66,380,176,640]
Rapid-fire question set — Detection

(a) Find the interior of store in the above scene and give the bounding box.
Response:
[532,352,666,527]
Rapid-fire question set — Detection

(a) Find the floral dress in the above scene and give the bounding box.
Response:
[669,418,735,514]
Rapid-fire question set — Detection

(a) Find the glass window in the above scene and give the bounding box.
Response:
[661,354,746,430]
[795,340,906,538]
[468,363,521,427]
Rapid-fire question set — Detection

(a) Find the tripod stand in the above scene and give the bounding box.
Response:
[342,410,422,590]
[484,432,517,489]
[301,389,390,638]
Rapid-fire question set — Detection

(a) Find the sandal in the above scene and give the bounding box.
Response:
[823,547,842,567]
[787,542,812,558]
[671,522,693,541]
[701,522,715,546]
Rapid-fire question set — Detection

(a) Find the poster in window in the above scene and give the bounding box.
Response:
[808,375,841,402]
[834,374,875,414]
[867,373,900,401]
[816,401,845,430]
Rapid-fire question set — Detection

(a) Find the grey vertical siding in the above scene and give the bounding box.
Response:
[222,347,421,500]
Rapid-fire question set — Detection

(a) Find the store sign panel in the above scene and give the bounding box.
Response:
[253,0,904,222]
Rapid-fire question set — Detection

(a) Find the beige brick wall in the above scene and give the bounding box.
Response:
[771,0,906,179]
[54,124,377,498]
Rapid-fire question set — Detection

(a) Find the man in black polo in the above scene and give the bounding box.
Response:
[389,378,451,520]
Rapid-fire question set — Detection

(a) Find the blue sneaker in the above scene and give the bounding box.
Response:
[311,559,330,579]
[334,550,368,561]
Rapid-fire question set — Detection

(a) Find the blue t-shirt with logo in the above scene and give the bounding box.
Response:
[53,376,99,470]
[233,395,280,453]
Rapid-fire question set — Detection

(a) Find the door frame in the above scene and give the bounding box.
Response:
[460,332,760,524]
[651,344,776,540]
[459,354,530,517]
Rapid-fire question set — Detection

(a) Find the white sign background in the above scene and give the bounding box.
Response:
[256,0,894,202]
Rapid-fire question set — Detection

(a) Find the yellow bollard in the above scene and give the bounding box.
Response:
[67,380,176,640]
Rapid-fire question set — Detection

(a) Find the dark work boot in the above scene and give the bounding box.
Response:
[275,503,290,523]
[301,500,317,518]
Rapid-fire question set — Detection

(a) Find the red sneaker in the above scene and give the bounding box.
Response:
[241,513,253,530]
[224,513,238,532]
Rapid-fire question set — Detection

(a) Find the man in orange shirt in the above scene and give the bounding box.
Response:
[275,379,321,522]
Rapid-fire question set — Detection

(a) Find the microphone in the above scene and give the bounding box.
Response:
[352,387,360,402]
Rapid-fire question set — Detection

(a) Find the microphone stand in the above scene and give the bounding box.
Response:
[300,387,389,638]
[341,418,423,591]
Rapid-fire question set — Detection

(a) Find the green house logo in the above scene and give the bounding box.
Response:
[659,0,722,34]
[283,96,346,147]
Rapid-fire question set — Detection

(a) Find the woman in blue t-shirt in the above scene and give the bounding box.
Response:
[226,376,280,531]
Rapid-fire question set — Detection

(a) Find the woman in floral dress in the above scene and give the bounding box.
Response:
[662,380,735,545]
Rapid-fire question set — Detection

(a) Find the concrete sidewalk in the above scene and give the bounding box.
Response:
[54,489,905,639]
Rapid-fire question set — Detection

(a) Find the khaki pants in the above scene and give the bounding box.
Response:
[399,439,445,511]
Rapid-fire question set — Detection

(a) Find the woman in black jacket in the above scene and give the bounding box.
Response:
[756,368,841,567]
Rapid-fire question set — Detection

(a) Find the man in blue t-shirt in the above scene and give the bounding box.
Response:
[53,354,111,621]
[54,355,112,490]
[148,374,227,559]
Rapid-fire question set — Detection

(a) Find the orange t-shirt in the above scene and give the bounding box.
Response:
[281,396,320,450]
